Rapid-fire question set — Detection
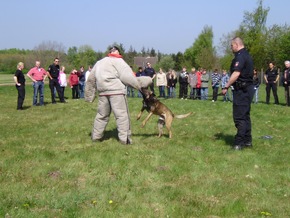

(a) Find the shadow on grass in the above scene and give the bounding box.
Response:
[133,132,166,138]
[22,105,31,110]
[87,128,166,141]
[214,132,234,147]
[87,129,120,142]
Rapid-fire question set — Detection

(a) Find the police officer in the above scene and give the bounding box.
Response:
[47,58,66,104]
[264,62,279,104]
[144,62,156,94]
[222,37,255,150]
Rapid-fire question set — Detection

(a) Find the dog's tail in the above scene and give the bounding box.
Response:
[175,112,193,119]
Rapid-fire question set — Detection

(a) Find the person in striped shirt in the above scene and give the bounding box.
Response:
[211,69,221,102]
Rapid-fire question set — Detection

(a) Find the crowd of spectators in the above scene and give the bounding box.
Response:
[13,59,290,110]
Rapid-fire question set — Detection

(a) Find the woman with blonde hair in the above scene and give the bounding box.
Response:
[167,69,177,98]
[13,62,26,110]
[156,68,167,98]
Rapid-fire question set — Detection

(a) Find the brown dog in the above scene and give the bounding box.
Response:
[137,88,192,138]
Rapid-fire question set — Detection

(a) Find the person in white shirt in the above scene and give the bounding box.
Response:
[58,66,67,99]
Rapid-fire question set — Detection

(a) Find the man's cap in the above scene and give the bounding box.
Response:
[109,45,121,53]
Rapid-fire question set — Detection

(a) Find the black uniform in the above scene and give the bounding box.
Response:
[47,64,65,103]
[179,71,189,99]
[144,67,156,94]
[230,48,254,147]
[14,69,26,110]
[265,68,279,104]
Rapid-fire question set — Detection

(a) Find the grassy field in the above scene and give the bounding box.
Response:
[0,73,15,85]
[0,78,290,217]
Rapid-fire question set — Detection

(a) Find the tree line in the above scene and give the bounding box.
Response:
[0,0,289,74]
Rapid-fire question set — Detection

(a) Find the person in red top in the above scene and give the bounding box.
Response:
[27,61,47,106]
[69,69,79,99]
[196,69,202,99]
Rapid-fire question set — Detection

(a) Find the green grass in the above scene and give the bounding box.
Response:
[0,73,15,85]
[0,80,290,217]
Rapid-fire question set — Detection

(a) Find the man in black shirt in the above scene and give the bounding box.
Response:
[264,62,279,104]
[47,58,66,104]
[222,37,255,150]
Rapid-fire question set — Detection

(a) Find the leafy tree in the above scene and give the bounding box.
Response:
[95,51,104,62]
[155,55,175,72]
[276,30,290,68]
[125,45,137,66]
[219,53,233,71]
[141,47,146,57]
[264,24,290,68]
[0,53,28,74]
[78,45,97,68]
[184,25,216,70]
[32,41,66,68]
[235,0,269,69]
[172,52,184,71]
[150,48,156,57]
[219,0,275,70]
[0,49,29,73]
[67,46,80,68]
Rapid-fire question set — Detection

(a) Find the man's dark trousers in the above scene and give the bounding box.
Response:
[49,78,65,103]
[266,82,279,104]
[233,85,255,146]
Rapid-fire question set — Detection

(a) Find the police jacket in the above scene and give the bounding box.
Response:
[144,67,156,78]
[230,48,253,86]
[179,72,189,84]
[47,64,60,79]
[265,68,278,83]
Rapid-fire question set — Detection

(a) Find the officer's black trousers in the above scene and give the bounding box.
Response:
[16,84,25,109]
[179,84,188,99]
[266,82,279,104]
[49,78,65,103]
[232,85,255,145]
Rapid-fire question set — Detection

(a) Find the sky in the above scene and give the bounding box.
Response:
[0,0,289,54]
